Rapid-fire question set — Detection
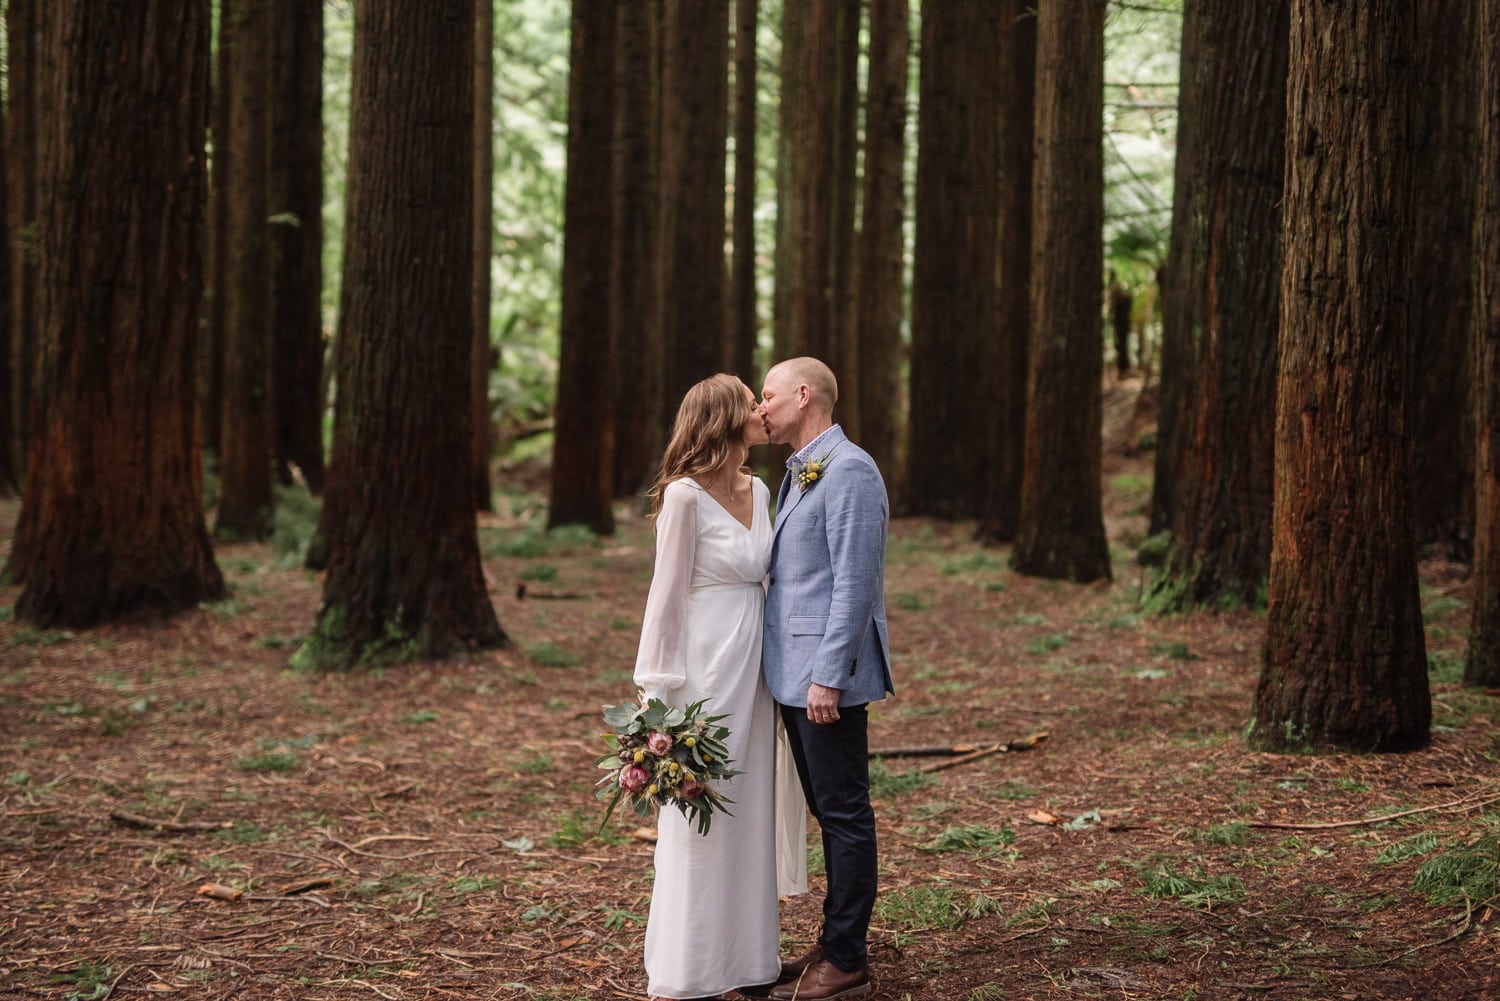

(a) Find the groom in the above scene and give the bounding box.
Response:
[746,357,894,1001]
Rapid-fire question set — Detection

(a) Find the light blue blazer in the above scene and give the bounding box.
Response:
[763,427,895,708]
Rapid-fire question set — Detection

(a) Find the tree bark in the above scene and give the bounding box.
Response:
[203,0,230,458]
[1252,1,1429,753]
[854,0,909,490]
[1150,0,1287,612]
[610,0,663,498]
[1409,0,1477,561]
[1468,0,1500,687]
[6,0,39,486]
[216,0,274,540]
[269,0,326,495]
[298,0,506,669]
[471,0,496,511]
[829,0,861,437]
[905,0,1003,520]
[728,0,758,383]
[979,0,1036,542]
[773,0,839,367]
[0,93,14,496]
[1011,0,1111,583]
[549,0,617,535]
[7,0,224,626]
[658,0,728,415]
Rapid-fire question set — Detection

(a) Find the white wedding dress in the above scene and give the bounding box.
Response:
[634,476,806,1000]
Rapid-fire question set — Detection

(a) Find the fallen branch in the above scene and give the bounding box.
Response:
[109,809,232,833]
[875,732,1049,763]
[914,744,1003,774]
[1248,789,1500,831]
[871,743,992,758]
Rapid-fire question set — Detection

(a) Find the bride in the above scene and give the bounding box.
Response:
[633,374,806,1001]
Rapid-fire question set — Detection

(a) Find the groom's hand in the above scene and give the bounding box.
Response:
[806,684,842,724]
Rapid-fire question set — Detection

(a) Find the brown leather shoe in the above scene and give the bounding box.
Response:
[737,944,823,998]
[767,959,871,1000]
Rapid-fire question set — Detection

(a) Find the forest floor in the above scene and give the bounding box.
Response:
[3,379,1499,1001]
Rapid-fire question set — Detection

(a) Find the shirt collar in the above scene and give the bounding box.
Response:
[788,424,841,468]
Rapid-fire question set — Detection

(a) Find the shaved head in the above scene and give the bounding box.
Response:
[768,357,838,414]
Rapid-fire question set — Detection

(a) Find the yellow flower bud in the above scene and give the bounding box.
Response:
[702,753,713,762]
[633,750,645,763]
[647,784,658,795]
[685,736,696,747]
[669,761,680,773]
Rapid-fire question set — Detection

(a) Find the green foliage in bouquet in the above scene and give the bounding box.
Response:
[597,696,740,836]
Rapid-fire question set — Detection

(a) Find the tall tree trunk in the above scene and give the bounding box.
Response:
[610,0,663,498]
[979,0,1036,541]
[830,0,861,437]
[728,0,758,383]
[658,0,728,410]
[549,0,617,535]
[471,0,496,511]
[773,0,838,367]
[1150,0,1287,612]
[7,0,39,485]
[1467,0,1500,688]
[203,0,230,458]
[1148,5,1197,539]
[0,95,14,497]
[216,0,274,540]
[269,0,326,494]
[1252,0,1429,753]
[298,0,505,669]
[905,0,1003,519]
[1409,0,1477,560]
[7,0,224,626]
[854,0,909,489]
[1011,0,1111,583]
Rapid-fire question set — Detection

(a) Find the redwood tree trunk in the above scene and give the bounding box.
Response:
[549,0,617,535]
[1468,0,1500,687]
[773,0,839,366]
[471,0,495,511]
[7,0,224,626]
[299,0,506,669]
[1409,0,1477,560]
[203,0,230,458]
[610,0,663,497]
[658,1,728,412]
[0,95,13,496]
[854,0,909,489]
[1252,0,1429,753]
[728,0,758,383]
[1011,0,1111,583]
[7,0,39,485]
[216,0,274,539]
[269,0,326,494]
[1151,0,1287,612]
[979,0,1036,541]
[905,0,1003,519]
[829,0,860,436]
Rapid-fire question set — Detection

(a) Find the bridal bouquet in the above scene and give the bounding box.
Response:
[597,695,739,836]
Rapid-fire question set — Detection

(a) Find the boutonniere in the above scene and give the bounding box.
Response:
[789,451,832,491]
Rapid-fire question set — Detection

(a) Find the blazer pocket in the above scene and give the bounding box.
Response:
[788,615,828,637]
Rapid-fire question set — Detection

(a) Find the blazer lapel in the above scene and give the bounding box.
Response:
[772,427,848,543]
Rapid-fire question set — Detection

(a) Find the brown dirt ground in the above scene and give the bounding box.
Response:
[3,383,1499,1001]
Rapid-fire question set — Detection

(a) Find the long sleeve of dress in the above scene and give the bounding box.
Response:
[633,481,697,694]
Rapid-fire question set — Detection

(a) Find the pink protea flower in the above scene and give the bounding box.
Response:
[620,764,650,794]
[678,778,706,800]
[646,731,674,756]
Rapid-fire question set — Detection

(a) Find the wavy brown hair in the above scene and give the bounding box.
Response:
[646,374,757,519]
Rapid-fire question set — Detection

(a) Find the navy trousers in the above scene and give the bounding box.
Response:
[780,704,877,973]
